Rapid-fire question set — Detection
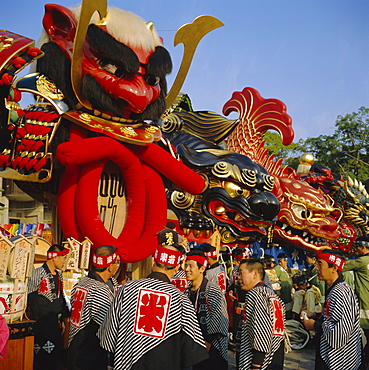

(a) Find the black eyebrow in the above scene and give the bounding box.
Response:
[146,46,172,78]
[87,24,140,74]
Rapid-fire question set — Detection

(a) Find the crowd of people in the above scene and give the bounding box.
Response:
[24,235,369,370]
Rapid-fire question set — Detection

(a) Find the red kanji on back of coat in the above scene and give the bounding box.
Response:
[134,288,171,338]
[270,296,284,336]
[70,287,88,328]
[217,272,226,292]
[171,277,188,292]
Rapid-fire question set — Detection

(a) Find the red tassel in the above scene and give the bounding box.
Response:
[27,47,42,57]
[33,158,47,172]
[12,57,26,69]
[0,73,13,86]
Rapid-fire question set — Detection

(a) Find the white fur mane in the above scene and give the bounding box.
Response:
[36,4,163,52]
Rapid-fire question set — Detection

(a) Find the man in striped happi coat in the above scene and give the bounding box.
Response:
[201,243,227,293]
[67,245,120,370]
[97,244,208,369]
[303,249,362,370]
[342,236,369,368]
[238,258,285,370]
[184,250,229,370]
[27,244,70,370]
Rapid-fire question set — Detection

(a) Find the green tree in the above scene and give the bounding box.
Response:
[264,107,369,182]
[264,131,297,166]
[295,107,369,181]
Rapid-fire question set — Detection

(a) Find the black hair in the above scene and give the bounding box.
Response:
[232,247,246,258]
[240,258,265,280]
[305,251,316,259]
[92,245,118,272]
[318,249,344,274]
[186,250,207,269]
[277,252,288,260]
[48,244,67,253]
[292,274,308,286]
[173,243,186,255]
[262,254,276,268]
[200,243,216,255]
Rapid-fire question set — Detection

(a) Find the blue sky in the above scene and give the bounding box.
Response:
[1,0,368,142]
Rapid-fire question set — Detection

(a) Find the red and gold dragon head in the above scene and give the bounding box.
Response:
[273,176,355,251]
[298,162,368,249]
[225,87,356,252]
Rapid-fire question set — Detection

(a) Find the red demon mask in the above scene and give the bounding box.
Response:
[42,4,171,119]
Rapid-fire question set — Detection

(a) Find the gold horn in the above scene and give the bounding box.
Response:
[71,0,108,110]
[165,15,224,110]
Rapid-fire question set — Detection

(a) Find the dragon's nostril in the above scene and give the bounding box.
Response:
[248,192,280,221]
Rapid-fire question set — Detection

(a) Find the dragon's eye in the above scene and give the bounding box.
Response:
[223,181,250,198]
[292,204,311,219]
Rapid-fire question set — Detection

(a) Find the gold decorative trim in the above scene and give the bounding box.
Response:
[0,154,52,183]
[64,111,161,145]
[171,191,195,209]
[71,0,108,109]
[0,35,20,51]
[165,16,224,109]
[0,30,40,72]
[15,73,67,115]
[36,75,64,100]
[119,126,137,137]
[79,113,92,123]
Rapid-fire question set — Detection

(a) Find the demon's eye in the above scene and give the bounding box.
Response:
[146,75,160,86]
[99,59,126,78]
[292,204,311,219]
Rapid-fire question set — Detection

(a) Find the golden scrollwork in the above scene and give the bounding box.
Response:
[145,125,159,134]
[241,168,257,188]
[262,173,275,191]
[36,75,65,100]
[161,113,183,133]
[212,161,233,178]
[79,113,92,123]
[171,190,195,209]
[119,126,137,137]
[219,228,236,244]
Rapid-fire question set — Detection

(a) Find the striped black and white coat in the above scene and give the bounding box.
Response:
[28,263,65,303]
[170,267,188,292]
[97,272,207,369]
[184,277,229,362]
[239,282,285,370]
[205,263,227,292]
[318,276,361,370]
[69,272,118,345]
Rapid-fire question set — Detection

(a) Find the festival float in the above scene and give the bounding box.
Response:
[0,1,224,367]
[0,0,367,367]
